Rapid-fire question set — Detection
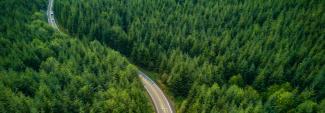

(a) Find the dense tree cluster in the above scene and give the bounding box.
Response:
[54,0,325,112]
[0,0,152,113]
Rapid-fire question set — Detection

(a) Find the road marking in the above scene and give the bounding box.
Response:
[48,0,171,112]
[153,83,173,113]
[141,76,167,113]
[141,77,161,113]
[140,75,172,113]
[141,73,173,113]
[47,0,60,32]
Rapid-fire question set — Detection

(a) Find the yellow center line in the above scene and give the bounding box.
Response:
[150,82,167,113]
[140,76,167,113]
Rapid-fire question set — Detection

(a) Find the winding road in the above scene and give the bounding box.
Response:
[47,0,59,31]
[138,72,173,113]
[47,0,173,113]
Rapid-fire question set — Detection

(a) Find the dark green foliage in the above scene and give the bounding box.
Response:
[2,0,325,112]
[54,0,325,112]
[0,0,152,112]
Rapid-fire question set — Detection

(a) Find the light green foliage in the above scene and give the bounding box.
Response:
[229,74,244,87]
[319,99,325,113]
[295,100,317,113]
[1,0,324,112]
[54,0,325,112]
[0,0,152,112]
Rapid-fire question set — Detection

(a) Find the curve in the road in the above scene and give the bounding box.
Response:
[47,0,59,31]
[47,0,173,113]
[139,72,174,113]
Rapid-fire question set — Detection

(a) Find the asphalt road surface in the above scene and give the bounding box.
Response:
[47,0,59,31]
[139,71,173,113]
[47,0,173,112]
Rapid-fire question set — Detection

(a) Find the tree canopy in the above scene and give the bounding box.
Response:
[0,0,152,112]
[54,0,325,112]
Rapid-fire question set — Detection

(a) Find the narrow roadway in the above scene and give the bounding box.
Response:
[47,0,59,31]
[47,0,173,113]
[139,72,173,113]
